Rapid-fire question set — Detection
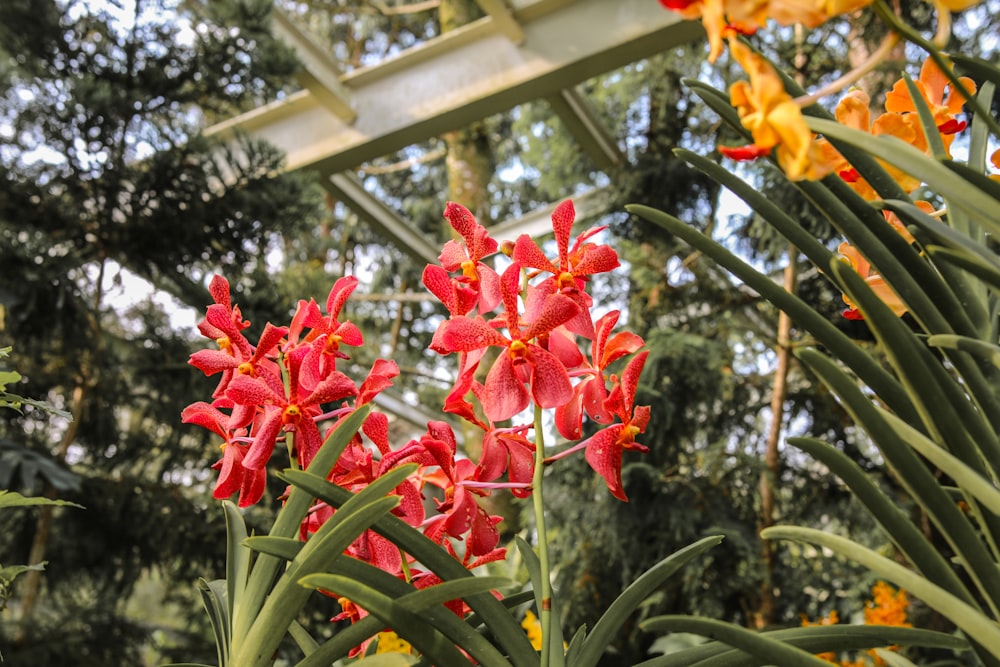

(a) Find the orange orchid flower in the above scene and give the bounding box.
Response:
[884,56,976,155]
[838,242,908,319]
[816,88,923,199]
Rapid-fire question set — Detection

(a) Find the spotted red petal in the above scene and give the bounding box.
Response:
[511,235,557,274]
[524,345,574,409]
[326,276,359,319]
[439,316,509,353]
[585,425,629,501]
[483,352,530,422]
[208,275,232,308]
[551,199,576,267]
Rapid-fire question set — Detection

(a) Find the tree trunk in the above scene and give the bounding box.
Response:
[753,248,797,630]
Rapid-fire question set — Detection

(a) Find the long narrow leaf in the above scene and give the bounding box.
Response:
[926,246,1000,293]
[625,204,917,422]
[234,495,401,667]
[245,535,303,561]
[674,149,837,271]
[878,408,1000,514]
[762,526,1000,659]
[638,616,834,666]
[926,334,1000,367]
[285,471,538,667]
[831,260,1000,484]
[197,577,230,667]
[289,620,319,657]
[635,624,968,667]
[786,433,971,602]
[796,344,1000,617]
[235,405,371,644]
[297,557,515,667]
[575,535,724,667]
[296,573,475,666]
[221,499,249,656]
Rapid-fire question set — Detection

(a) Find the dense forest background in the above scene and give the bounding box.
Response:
[1,0,997,665]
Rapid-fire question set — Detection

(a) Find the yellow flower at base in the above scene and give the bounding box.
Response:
[521,609,543,650]
[728,38,833,181]
[374,630,413,655]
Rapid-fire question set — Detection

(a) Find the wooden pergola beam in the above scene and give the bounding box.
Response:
[204,0,700,176]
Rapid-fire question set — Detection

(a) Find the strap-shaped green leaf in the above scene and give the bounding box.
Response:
[762,526,1000,659]
[295,557,515,667]
[674,149,837,271]
[197,577,230,667]
[682,79,746,138]
[295,573,476,666]
[635,624,967,667]
[234,495,401,667]
[950,54,1000,90]
[234,405,371,644]
[288,619,319,657]
[574,535,724,667]
[625,204,917,423]
[221,499,249,657]
[926,246,1000,293]
[831,259,1000,485]
[244,535,303,561]
[288,472,537,666]
[0,490,83,510]
[786,432,971,605]
[796,329,1000,618]
[639,616,834,666]
[878,407,1000,515]
[926,334,1000,368]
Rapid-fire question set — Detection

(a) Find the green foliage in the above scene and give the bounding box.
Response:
[629,31,1000,665]
[0,0,326,662]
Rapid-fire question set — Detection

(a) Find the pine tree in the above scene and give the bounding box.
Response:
[0,1,325,663]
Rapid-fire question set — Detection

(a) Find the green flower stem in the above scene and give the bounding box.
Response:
[531,402,553,666]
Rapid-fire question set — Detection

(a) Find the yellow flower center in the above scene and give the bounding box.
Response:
[508,339,528,361]
[282,405,301,423]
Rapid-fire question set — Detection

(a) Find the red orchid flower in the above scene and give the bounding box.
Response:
[583,350,651,502]
[434,262,581,422]
[556,310,645,439]
[188,321,288,409]
[411,421,504,557]
[512,199,620,338]
[181,400,265,507]
[289,276,365,387]
[422,202,502,316]
[226,344,357,470]
[474,421,535,499]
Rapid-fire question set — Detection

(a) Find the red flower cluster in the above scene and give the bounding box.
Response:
[424,200,651,501]
[182,199,651,648]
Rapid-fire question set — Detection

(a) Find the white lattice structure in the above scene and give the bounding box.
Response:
[205,0,702,263]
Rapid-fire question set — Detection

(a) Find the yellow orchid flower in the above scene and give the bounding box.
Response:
[726,37,833,180]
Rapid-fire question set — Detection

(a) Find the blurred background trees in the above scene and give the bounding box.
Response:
[1,0,997,664]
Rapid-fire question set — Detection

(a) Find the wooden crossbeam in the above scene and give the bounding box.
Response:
[205,0,700,175]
